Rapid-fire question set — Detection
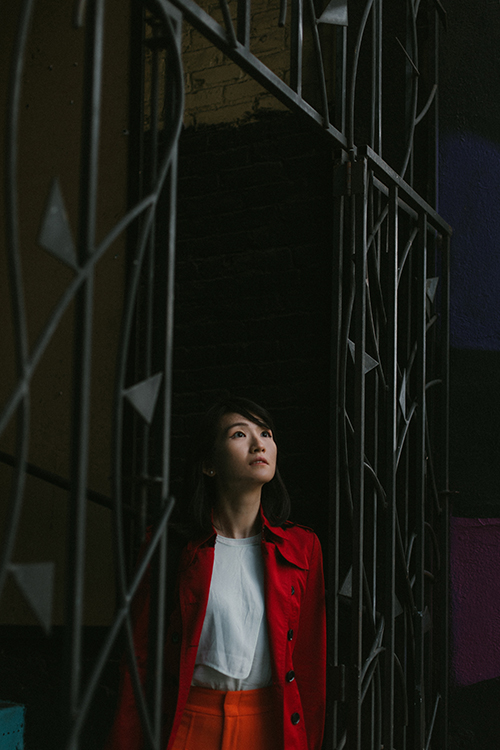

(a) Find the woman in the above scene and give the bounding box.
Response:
[109,397,326,750]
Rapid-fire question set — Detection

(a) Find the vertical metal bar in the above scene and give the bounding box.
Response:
[413,211,427,750]
[382,184,398,750]
[334,27,347,135]
[65,0,104,745]
[304,0,330,127]
[151,159,178,746]
[237,0,250,47]
[219,0,238,47]
[138,14,161,536]
[375,0,382,155]
[349,158,368,750]
[290,0,303,95]
[429,5,439,208]
[401,0,418,181]
[0,0,35,601]
[347,0,375,151]
[126,0,149,572]
[370,0,376,149]
[147,22,163,749]
[152,7,181,741]
[326,176,346,747]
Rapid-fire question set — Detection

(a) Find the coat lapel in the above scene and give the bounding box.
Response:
[178,543,215,648]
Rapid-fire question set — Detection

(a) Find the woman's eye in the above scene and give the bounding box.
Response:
[231,431,245,438]
[262,430,272,438]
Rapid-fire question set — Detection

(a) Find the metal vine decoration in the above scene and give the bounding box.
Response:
[1,0,183,746]
[1,0,451,749]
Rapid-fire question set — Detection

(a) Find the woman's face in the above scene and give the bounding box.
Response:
[205,412,277,489]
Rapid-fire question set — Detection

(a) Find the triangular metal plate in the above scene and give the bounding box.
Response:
[426,277,439,303]
[348,339,379,374]
[339,567,352,598]
[318,0,348,26]
[399,371,407,419]
[339,568,403,616]
[10,562,54,634]
[123,372,163,425]
[38,179,77,269]
[422,605,432,633]
[395,594,403,617]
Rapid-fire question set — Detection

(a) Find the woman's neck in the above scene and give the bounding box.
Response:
[212,490,262,539]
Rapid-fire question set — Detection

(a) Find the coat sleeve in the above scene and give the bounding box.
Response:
[105,566,151,750]
[294,533,326,750]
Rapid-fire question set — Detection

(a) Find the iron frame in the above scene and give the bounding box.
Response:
[1,0,451,747]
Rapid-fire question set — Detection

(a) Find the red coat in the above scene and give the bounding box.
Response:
[108,515,326,750]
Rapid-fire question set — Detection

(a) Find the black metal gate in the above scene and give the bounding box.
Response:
[1,0,450,747]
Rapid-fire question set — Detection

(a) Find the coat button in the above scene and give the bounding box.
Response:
[286,670,295,682]
[287,629,294,641]
[171,632,180,644]
[291,712,300,725]
[291,585,295,595]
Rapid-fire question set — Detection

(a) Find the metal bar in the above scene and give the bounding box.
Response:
[424,693,440,750]
[0,193,160,440]
[400,0,419,180]
[152,9,181,740]
[236,0,250,47]
[305,0,330,127]
[219,0,238,47]
[0,0,453,747]
[168,0,347,142]
[334,26,347,136]
[290,0,303,96]
[349,157,368,750]
[65,496,175,745]
[0,451,129,512]
[382,183,398,750]
[0,0,35,602]
[109,4,184,748]
[375,0,382,155]
[327,173,346,748]
[347,0,375,150]
[362,147,451,233]
[413,211,427,748]
[65,2,104,744]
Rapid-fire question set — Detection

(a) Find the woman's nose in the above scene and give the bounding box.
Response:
[252,437,265,451]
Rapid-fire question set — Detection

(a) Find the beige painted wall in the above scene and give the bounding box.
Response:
[0,0,130,626]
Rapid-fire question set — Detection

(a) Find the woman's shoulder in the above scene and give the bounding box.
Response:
[273,519,321,549]
[280,519,316,535]
[267,520,322,572]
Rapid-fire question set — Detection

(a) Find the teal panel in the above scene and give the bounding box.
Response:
[0,702,25,750]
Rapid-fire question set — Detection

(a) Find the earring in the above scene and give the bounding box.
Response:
[209,470,214,475]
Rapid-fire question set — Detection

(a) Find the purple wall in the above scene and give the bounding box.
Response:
[450,518,500,685]
[439,0,500,708]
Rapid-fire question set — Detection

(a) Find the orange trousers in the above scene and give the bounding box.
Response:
[170,685,281,750]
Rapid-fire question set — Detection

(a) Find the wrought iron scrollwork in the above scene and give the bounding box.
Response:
[1,0,183,746]
[1,0,450,748]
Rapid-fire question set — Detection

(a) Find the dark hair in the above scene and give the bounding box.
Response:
[182,397,291,537]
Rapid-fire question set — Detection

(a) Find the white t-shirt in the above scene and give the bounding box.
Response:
[192,532,272,691]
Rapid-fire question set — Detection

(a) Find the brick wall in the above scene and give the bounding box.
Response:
[182,6,291,127]
[168,111,335,536]
[145,1,334,128]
